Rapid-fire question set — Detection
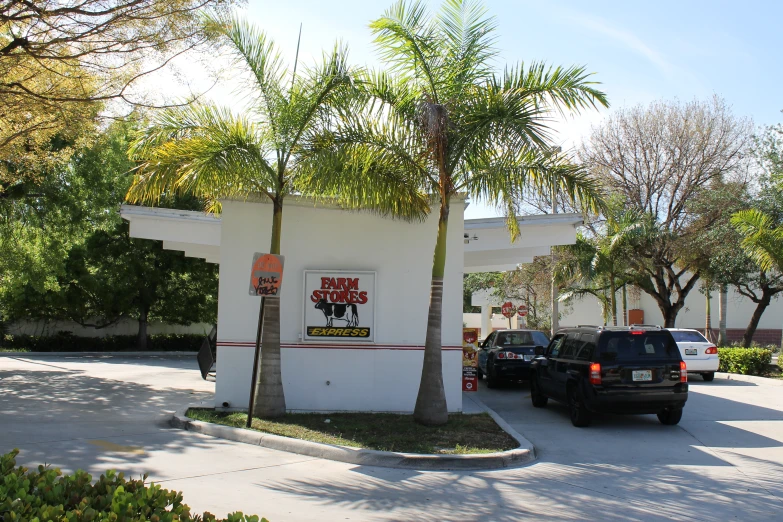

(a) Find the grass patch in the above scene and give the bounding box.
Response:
[186,408,517,455]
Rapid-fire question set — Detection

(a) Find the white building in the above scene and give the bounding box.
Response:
[122,198,582,412]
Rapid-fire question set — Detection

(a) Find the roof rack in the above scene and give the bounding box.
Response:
[629,324,662,330]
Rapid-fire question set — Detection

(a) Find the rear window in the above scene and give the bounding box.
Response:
[598,332,680,361]
[496,331,534,346]
[669,330,709,343]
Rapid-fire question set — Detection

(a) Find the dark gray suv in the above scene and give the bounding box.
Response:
[530,325,689,427]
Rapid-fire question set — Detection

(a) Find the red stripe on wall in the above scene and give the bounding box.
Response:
[216,341,463,351]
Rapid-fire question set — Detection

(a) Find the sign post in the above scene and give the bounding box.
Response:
[517,304,528,328]
[462,328,479,392]
[501,301,516,329]
[246,253,284,428]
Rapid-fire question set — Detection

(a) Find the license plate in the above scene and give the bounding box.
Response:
[632,370,652,382]
[524,355,534,361]
[685,348,697,355]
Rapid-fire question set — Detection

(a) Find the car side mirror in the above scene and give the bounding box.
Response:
[535,346,545,356]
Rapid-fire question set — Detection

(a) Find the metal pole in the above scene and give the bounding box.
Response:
[246,296,266,428]
[550,197,559,337]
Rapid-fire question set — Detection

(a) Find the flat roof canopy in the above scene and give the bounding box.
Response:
[120,203,581,272]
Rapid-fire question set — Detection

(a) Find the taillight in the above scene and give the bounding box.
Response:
[497,352,505,359]
[630,330,644,335]
[705,346,718,354]
[589,363,601,385]
[680,361,687,382]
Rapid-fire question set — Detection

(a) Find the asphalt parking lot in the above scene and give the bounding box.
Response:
[1,354,782,521]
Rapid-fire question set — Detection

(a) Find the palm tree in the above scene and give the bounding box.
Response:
[125,16,363,418]
[731,209,783,273]
[316,0,608,425]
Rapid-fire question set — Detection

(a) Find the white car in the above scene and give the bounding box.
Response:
[667,329,719,381]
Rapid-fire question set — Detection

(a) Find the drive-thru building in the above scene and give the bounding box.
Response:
[121,197,581,413]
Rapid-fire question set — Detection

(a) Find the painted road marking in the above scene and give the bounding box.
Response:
[88,440,145,454]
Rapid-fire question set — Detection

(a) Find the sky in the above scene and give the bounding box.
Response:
[167,0,783,219]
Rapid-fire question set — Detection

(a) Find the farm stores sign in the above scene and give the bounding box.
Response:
[303,270,376,342]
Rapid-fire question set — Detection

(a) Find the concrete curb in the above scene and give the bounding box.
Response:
[716,372,783,387]
[0,351,195,357]
[171,403,536,471]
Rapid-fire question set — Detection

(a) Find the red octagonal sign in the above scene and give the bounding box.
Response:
[501,301,516,318]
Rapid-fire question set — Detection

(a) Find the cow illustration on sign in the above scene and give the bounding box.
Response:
[315,299,359,327]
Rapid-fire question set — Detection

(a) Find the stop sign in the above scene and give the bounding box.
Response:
[517,305,528,317]
[501,301,516,318]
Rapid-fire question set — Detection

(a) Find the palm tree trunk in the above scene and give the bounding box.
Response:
[719,284,727,346]
[610,275,617,326]
[705,287,713,342]
[254,199,286,418]
[622,284,628,326]
[414,199,449,426]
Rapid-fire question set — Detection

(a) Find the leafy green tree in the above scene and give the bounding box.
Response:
[315,0,607,424]
[1,120,217,349]
[126,16,379,417]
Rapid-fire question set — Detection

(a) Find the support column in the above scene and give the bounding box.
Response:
[480,305,492,340]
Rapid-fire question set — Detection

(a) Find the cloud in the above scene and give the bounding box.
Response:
[564,11,677,80]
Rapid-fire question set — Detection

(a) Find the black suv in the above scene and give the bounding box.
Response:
[530,325,688,427]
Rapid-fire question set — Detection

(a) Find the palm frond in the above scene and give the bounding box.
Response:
[370,0,441,99]
[465,149,605,241]
[437,0,498,92]
[127,105,276,207]
[504,62,609,115]
[208,14,287,131]
[731,209,783,272]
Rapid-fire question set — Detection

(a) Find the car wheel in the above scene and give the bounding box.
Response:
[530,376,548,408]
[657,407,683,425]
[701,372,715,382]
[567,384,591,427]
[486,366,500,389]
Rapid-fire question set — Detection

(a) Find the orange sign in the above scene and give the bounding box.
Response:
[249,253,284,296]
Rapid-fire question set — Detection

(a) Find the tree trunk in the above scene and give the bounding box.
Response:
[414,198,449,426]
[705,287,713,342]
[719,284,727,346]
[610,275,617,326]
[622,284,628,326]
[742,292,771,348]
[136,308,149,351]
[253,199,286,418]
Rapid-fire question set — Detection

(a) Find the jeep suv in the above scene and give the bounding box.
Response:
[530,325,688,427]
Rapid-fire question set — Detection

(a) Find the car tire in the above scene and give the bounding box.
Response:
[567,384,591,427]
[486,365,499,389]
[477,367,484,380]
[530,376,548,408]
[657,407,683,425]
[702,372,715,382]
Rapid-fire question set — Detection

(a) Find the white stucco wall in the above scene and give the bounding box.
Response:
[215,199,465,413]
[561,280,783,331]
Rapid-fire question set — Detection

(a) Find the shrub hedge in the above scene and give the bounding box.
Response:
[717,347,773,376]
[0,450,264,522]
[0,333,204,352]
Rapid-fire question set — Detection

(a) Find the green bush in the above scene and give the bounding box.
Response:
[718,347,773,376]
[0,450,265,522]
[0,333,205,352]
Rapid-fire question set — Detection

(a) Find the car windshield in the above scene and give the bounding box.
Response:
[599,332,679,360]
[531,331,550,346]
[669,330,709,343]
